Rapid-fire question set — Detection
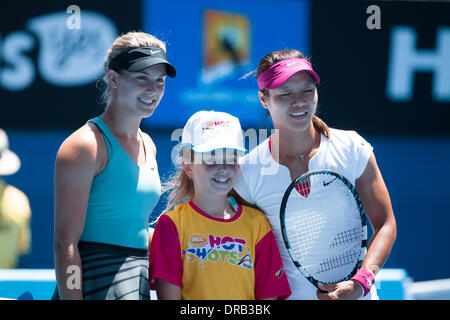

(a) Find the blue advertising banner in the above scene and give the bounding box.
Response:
[142,0,311,129]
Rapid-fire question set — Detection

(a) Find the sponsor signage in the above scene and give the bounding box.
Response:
[142,0,311,129]
[311,1,450,136]
[0,1,141,129]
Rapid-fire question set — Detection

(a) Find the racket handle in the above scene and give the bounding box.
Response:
[351,268,375,297]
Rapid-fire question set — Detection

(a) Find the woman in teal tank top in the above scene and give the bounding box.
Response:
[52,31,176,300]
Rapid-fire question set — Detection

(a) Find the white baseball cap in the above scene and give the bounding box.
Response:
[0,128,21,176]
[181,110,246,153]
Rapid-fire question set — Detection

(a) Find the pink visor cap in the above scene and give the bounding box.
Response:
[257,58,320,90]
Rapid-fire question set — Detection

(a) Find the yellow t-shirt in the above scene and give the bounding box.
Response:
[0,181,31,268]
[150,201,290,300]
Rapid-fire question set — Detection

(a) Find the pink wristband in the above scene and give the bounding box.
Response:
[351,268,375,297]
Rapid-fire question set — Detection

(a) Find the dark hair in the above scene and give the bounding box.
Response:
[245,49,330,138]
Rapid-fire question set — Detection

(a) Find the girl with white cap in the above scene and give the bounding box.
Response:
[149,110,291,300]
[233,49,397,300]
[53,31,175,300]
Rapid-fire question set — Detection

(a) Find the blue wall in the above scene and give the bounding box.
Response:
[4,129,450,282]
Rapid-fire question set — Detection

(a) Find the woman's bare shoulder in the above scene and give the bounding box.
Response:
[56,122,107,174]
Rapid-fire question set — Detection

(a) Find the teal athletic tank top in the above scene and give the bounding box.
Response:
[80,117,161,249]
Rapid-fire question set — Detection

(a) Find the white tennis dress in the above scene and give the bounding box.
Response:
[234,128,379,300]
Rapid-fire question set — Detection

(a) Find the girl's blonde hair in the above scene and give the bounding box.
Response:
[98,31,167,107]
[163,147,195,213]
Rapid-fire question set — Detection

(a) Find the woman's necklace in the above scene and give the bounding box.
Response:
[275,130,317,163]
[298,130,320,162]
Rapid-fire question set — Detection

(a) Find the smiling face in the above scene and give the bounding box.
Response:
[183,150,240,197]
[259,71,318,132]
[108,63,167,117]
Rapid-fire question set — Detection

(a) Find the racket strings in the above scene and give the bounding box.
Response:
[283,172,365,283]
[294,178,311,197]
[317,249,360,274]
[329,227,360,248]
[286,209,327,260]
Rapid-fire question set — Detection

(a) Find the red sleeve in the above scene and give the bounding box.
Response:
[149,214,183,289]
[254,231,291,300]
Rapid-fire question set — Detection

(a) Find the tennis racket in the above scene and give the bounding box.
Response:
[279,169,367,288]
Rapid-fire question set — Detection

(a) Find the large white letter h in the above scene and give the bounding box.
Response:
[387,26,450,102]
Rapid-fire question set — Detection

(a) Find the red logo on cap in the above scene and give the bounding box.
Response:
[202,121,231,131]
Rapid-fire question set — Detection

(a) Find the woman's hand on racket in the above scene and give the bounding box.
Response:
[316,281,363,300]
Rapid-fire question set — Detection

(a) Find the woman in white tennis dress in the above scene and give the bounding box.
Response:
[233,49,397,300]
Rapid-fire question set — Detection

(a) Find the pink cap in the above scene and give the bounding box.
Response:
[257,58,320,90]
